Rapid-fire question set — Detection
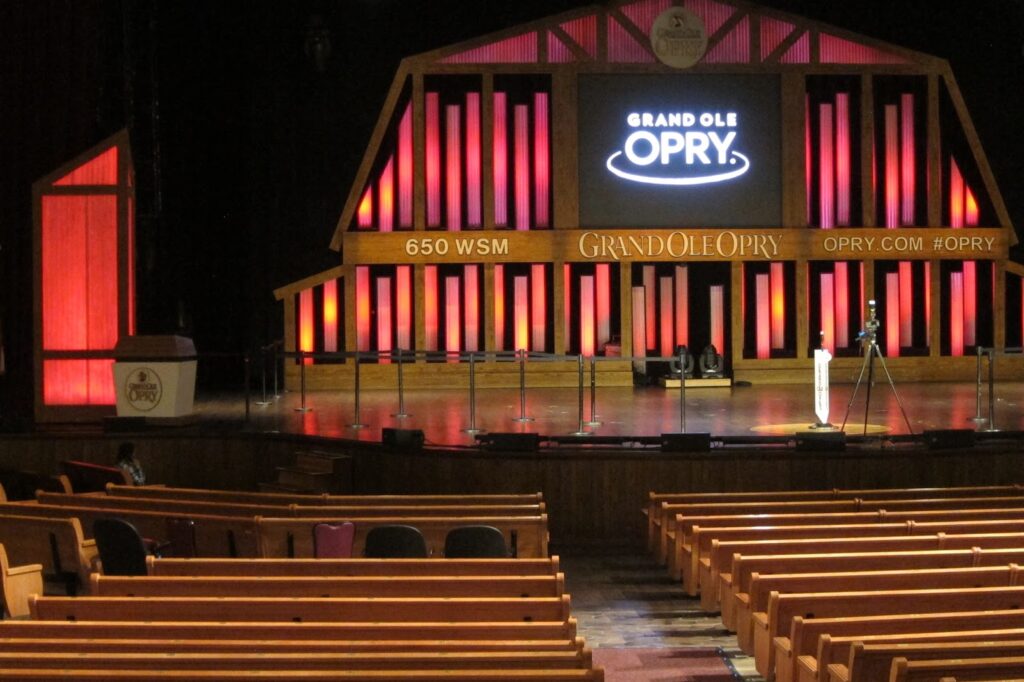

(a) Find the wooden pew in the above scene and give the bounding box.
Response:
[662,495,1024,568]
[735,565,1023,654]
[646,487,1024,552]
[0,649,593,672]
[0,618,579,642]
[256,515,549,558]
[758,586,1024,681]
[29,594,573,623]
[35,491,545,519]
[705,532,1024,604]
[0,669,605,681]
[0,514,97,594]
[0,543,43,618]
[90,573,566,598]
[810,629,1024,682]
[890,655,1024,682]
[109,484,544,507]
[148,556,560,577]
[781,612,1024,682]
[723,548,1024,633]
[830,640,1024,682]
[0,503,260,558]
[694,520,1024,597]
[678,508,1024,594]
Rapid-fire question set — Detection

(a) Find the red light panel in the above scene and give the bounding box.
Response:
[703,16,749,64]
[514,105,530,230]
[322,279,338,353]
[357,187,373,228]
[54,146,118,186]
[710,285,725,355]
[494,264,505,351]
[608,15,655,63]
[378,155,394,232]
[398,103,413,228]
[514,275,529,352]
[819,34,909,65]
[770,262,785,349]
[425,93,441,227]
[820,272,835,353]
[44,360,115,405]
[533,92,550,228]
[884,105,899,228]
[493,92,508,227]
[560,16,597,58]
[899,261,913,346]
[834,262,850,348]
[779,33,809,64]
[950,159,964,228]
[356,267,371,353]
[963,261,976,346]
[621,0,671,34]
[886,272,900,357]
[674,265,689,348]
[900,94,915,225]
[396,266,412,351]
[425,266,438,351]
[531,264,546,352]
[377,277,392,364]
[445,104,462,231]
[643,266,656,349]
[966,188,979,226]
[659,276,674,357]
[755,274,770,359]
[950,271,964,356]
[440,33,538,64]
[836,93,851,225]
[761,17,796,62]
[299,287,314,365]
[466,93,482,228]
[818,103,835,229]
[596,263,612,349]
[580,275,596,357]
[632,286,647,358]
[465,265,479,352]
[445,276,460,362]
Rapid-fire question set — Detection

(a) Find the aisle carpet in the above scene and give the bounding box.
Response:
[593,647,738,681]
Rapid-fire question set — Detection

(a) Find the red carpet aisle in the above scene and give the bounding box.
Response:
[593,647,738,681]
[562,556,758,680]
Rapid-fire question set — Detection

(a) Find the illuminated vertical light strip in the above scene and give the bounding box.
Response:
[818,103,835,229]
[424,266,438,351]
[377,277,393,364]
[963,260,976,346]
[950,271,965,356]
[425,93,441,228]
[398,103,413,228]
[643,266,656,349]
[356,267,371,353]
[513,105,531,230]
[710,285,725,355]
[322,279,338,353]
[299,288,315,365]
[464,265,479,352]
[514,276,529,352]
[899,262,913,347]
[900,94,915,225]
[396,266,411,352]
[357,188,373,228]
[632,287,647,358]
[950,159,964,228]
[659,277,674,357]
[820,273,835,353]
[378,156,394,232]
[596,263,611,350]
[834,262,849,348]
[533,92,550,228]
[531,263,546,352]
[445,276,461,362]
[674,265,689,348]
[465,93,482,228]
[445,104,462,231]
[835,93,851,225]
[965,188,979,225]
[493,92,508,227]
[924,261,931,342]
[886,272,900,357]
[580,275,595,357]
[805,95,812,224]
[755,274,770,359]
[494,264,505,351]
[884,104,900,228]
[564,264,571,348]
[770,262,785,349]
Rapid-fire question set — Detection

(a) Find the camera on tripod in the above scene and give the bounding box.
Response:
[856,299,880,345]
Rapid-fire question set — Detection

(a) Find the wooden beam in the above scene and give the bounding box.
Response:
[552,71,579,230]
[781,73,807,227]
[926,74,941,227]
[860,75,876,227]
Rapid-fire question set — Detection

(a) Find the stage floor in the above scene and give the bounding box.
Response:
[194,380,1024,448]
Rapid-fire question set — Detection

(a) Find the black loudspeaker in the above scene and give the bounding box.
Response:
[476,432,540,452]
[923,429,976,450]
[661,433,712,452]
[794,431,846,452]
[381,428,424,451]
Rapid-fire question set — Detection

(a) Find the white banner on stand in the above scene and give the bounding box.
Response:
[814,348,833,426]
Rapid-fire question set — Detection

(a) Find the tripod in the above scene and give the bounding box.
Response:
[840,302,914,435]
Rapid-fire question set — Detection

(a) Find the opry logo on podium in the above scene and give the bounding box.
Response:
[605,110,750,186]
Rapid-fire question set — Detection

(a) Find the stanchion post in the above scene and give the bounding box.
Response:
[463,352,484,434]
[243,353,251,422]
[294,351,312,412]
[392,350,410,418]
[678,349,687,433]
[970,345,985,423]
[254,345,271,407]
[272,342,280,399]
[585,356,602,427]
[513,349,534,423]
[350,351,366,429]
[982,348,999,432]
[570,354,589,436]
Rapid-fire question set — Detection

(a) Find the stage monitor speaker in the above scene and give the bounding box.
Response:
[381,428,424,451]
[794,431,846,452]
[477,432,540,452]
[661,432,711,452]
[923,429,975,450]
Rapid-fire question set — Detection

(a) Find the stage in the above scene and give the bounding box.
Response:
[200,380,1023,447]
